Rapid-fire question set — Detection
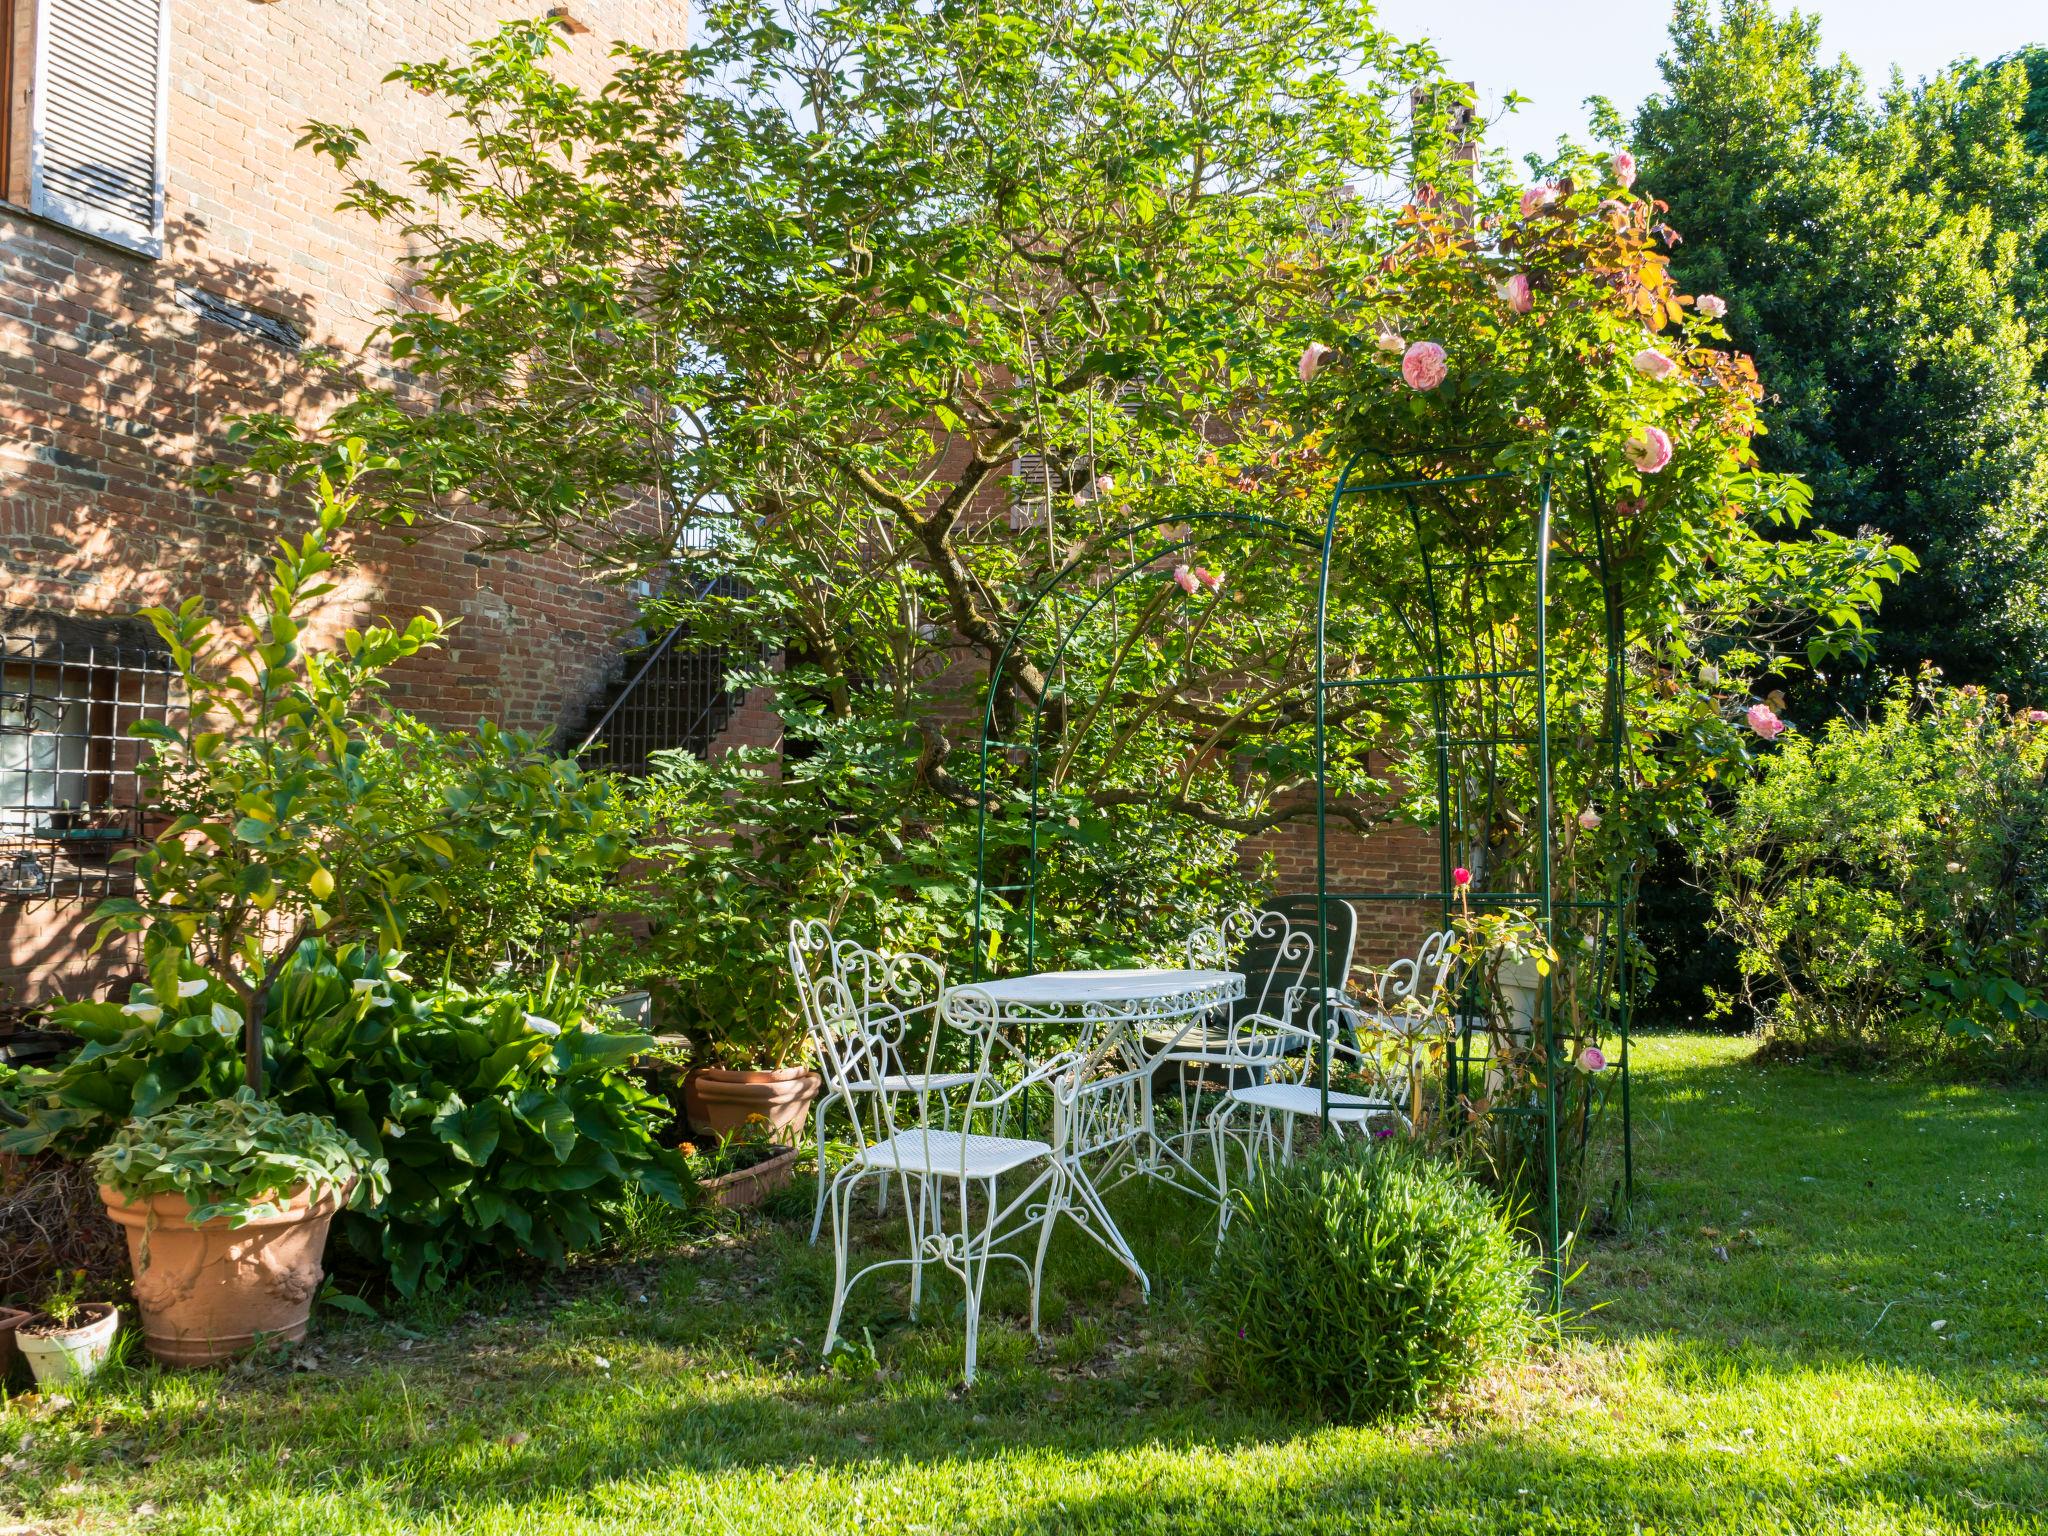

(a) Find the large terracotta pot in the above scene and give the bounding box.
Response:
[683,1066,821,1144]
[99,1180,349,1367]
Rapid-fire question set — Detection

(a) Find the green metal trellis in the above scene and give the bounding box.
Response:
[969,453,1639,1306]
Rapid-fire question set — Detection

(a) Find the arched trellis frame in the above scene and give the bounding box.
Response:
[969,457,1639,1306]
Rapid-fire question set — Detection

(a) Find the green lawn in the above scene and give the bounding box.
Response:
[3,1035,2044,1535]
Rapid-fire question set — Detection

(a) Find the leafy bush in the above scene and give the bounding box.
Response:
[4,942,685,1292]
[1704,673,2048,1072]
[1205,1142,1531,1423]
[91,1090,386,1227]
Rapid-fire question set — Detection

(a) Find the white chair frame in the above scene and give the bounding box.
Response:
[794,922,1082,1386]
[791,919,977,1245]
[1206,925,1458,1232]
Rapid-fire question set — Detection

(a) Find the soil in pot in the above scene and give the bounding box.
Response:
[16,1302,119,1388]
[100,1181,348,1368]
[683,1065,821,1143]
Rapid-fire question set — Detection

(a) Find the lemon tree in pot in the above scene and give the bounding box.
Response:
[91,1091,387,1366]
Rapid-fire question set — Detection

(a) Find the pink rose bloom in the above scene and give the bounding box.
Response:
[1518,184,1556,219]
[1624,426,1673,474]
[1497,273,1533,313]
[2027,709,2048,724]
[1401,341,1448,391]
[1376,331,1407,354]
[1745,702,1787,740]
[1451,866,1472,888]
[1172,564,1199,595]
[1093,474,1114,494]
[1578,806,1602,831]
[1610,151,1636,189]
[1578,1045,1608,1073]
[1633,348,1678,381]
[1696,294,1727,320]
[1195,566,1224,592]
[1298,341,1333,383]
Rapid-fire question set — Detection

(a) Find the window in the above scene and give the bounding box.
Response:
[3,0,169,257]
[0,618,175,903]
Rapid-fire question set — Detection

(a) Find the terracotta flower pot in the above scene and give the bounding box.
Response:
[683,1065,821,1144]
[98,1180,350,1367]
[696,1145,799,1210]
[0,1304,36,1383]
[16,1303,119,1388]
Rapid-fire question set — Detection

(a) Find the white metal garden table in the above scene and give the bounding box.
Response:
[940,966,1242,1296]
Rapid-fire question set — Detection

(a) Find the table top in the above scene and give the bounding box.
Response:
[950,967,1242,1007]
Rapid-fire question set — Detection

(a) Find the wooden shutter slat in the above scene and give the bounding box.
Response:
[31,0,168,257]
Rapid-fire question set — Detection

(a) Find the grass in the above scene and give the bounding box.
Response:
[2,1034,2043,1535]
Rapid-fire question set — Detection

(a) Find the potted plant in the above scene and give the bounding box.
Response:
[14,1270,120,1388]
[682,1115,798,1210]
[92,1090,388,1366]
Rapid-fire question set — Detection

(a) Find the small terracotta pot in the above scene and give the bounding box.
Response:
[0,1304,34,1383]
[696,1145,799,1210]
[99,1180,350,1367]
[683,1066,821,1144]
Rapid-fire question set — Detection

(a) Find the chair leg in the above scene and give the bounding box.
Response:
[904,1169,927,1317]
[822,1169,857,1357]
[1029,1165,1063,1337]
[958,1176,1000,1387]
[808,1097,832,1246]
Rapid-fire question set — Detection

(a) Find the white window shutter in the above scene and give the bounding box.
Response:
[30,0,170,257]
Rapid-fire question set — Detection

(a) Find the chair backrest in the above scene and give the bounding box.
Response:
[788,919,949,1153]
[1373,927,1459,1024]
[1186,898,1358,1033]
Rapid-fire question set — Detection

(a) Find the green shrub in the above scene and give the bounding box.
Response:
[1205,1141,1532,1423]
[1705,672,2048,1073]
[3,941,685,1293]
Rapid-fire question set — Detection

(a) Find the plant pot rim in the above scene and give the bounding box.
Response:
[18,1301,117,1340]
[98,1178,352,1230]
[690,1063,818,1080]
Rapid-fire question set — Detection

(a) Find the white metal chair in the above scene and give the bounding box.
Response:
[795,923,1074,1385]
[1206,923,1455,1231]
[791,919,977,1245]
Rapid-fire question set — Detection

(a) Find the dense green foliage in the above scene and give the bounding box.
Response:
[4,942,685,1292]
[92,1090,386,1229]
[1631,0,2048,696]
[1704,675,2048,1073]
[95,451,630,1089]
[1205,1142,1531,1423]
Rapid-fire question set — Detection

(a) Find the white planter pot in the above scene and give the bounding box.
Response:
[17,1304,119,1389]
[1496,957,1543,1044]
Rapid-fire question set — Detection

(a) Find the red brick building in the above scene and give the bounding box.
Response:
[0,0,692,1000]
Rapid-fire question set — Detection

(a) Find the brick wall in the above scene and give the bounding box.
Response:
[0,1,688,1001]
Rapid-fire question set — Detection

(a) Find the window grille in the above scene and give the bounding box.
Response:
[0,617,176,905]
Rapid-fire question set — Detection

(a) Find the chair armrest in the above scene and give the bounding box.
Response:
[969,1048,1086,1111]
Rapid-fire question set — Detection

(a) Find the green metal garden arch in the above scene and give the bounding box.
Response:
[969,452,1640,1304]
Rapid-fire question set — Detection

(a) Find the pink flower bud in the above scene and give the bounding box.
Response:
[1624,426,1673,474]
[1745,703,1787,740]
[1518,184,1556,219]
[1696,294,1727,320]
[1578,1045,1608,1073]
[1375,331,1406,354]
[1633,348,1678,381]
[1172,564,1199,595]
[1497,273,1533,314]
[1401,341,1448,391]
[1298,341,1334,383]
[1452,866,1472,888]
[1610,151,1636,190]
[1578,806,1602,831]
[1093,474,1115,494]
